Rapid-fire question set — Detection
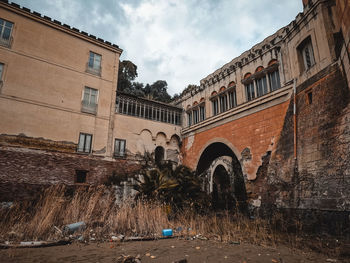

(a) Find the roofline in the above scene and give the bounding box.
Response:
[0,0,123,54]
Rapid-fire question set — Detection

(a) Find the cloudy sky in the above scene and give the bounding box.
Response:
[14,0,303,95]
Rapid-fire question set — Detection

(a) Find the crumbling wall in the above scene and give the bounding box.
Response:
[0,144,141,201]
[260,64,350,233]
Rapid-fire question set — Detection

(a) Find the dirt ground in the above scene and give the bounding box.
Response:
[0,238,347,263]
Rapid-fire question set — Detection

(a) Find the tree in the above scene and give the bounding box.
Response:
[145,80,172,103]
[117,60,138,92]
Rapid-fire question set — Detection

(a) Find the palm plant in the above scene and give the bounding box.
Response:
[133,163,210,212]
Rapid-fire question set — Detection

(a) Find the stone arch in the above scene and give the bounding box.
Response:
[228,81,236,88]
[195,137,241,171]
[196,139,247,211]
[169,134,180,148]
[268,59,278,66]
[155,132,167,146]
[219,86,226,92]
[255,66,264,72]
[244,72,252,79]
[138,129,153,153]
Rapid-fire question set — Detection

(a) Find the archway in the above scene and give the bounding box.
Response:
[212,165,235,210]
[155,146,165,166]
[196,142,247,211]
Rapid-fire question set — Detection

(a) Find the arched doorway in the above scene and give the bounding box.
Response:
[155,146,165,166]
[196,142,247,211]
[212,165,235,210]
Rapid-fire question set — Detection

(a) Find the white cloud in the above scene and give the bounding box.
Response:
[13,0,303,95]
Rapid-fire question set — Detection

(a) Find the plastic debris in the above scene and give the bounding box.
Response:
[162,229,173,237]
[63,221,86,234]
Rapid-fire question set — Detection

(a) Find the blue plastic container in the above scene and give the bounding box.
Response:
[162,228,173,237]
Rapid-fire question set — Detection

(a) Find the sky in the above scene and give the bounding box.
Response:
[13,0,303,95]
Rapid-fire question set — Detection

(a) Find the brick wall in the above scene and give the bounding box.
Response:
[265,64,350,212]
[182,101,290,182]
[0,145,141,201]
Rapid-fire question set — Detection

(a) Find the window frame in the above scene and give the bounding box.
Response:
[86,51,102,75]
[297,36,316,73]
[114,138,126,158]
[268,70,281,91]
[81,87,98,114]
[256,75,268,97]
[245,82,255,101]
[212,98,219,116]
[0,18,14,48]
[77,133,93,154]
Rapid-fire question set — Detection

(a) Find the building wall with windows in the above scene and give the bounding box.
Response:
[176,0,350,219]
[0,2,122,157]
[113,92,182,163]
[0,1,136,199]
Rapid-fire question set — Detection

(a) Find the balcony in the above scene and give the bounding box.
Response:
[85,62,101,76]
[0,36,12,48]
[81,100,97,115]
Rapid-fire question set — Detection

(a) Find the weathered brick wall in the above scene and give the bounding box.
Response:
[182,101,290,182]
[265,64,350,213]
[0,145,141,201]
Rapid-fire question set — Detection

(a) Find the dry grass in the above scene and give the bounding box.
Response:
[0,185,347,258]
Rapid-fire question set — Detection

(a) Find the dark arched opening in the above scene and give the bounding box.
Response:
[212,165,235,210]
[196,142,247,211]
[155,146,165,166]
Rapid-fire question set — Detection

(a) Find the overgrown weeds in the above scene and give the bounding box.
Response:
[0,184,348,258]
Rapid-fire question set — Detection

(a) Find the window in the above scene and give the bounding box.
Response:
[82,87,98,114]
[114,139,126,157]
[77,133,92,153]
[0,18,13,48]
[187,112,192,126]
[193,109,199,124]
[87,51,101,75]
[268,70,281,91]
[306,90,313,105]
[219,95,227,113]
[298,36,315,73]
[199,105,205,121]
[245,82,255,101]
[75,170,87,184]
[256,76,268,97]
[212,99,219,116]
[228,89,237,108]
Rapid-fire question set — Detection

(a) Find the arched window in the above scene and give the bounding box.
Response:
[211,91,219,116]
[244,73,255,101]
[255,66,268,97]
[228,81,237,109]
[267,60,281,91]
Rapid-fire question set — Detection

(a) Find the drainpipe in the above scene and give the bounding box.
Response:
[293,78,297,160]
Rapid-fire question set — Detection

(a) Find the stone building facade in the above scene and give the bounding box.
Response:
[0,0,349,229]
[176,0,350,225]
[0,1,181,200]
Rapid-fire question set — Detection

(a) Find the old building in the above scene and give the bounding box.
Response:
[176,0,350,225]
[0,0,349,230]
[0,1,181,200]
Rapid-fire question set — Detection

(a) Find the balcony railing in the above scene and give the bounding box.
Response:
[0,36,12,48]
[85,63,101,76]
[81,100,97,115]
